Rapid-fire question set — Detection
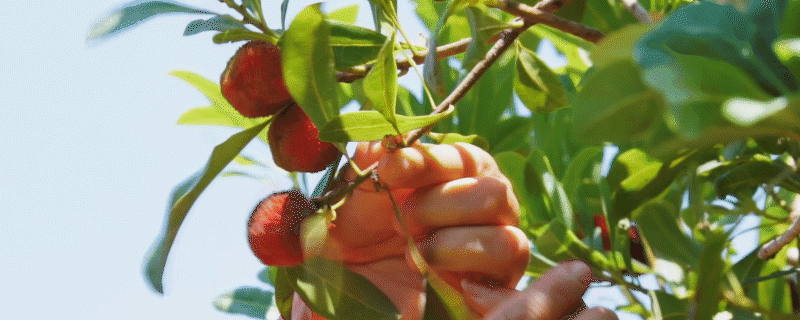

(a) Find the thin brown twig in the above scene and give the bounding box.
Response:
[488,0,604,43]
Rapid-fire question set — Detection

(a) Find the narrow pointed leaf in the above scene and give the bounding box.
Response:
[287,257,400,320]
[328,21,387,69]
[364,33,399,128]
[213,287,273,319]
[184,15,244,36]
[280,4,339,129]
[423,0,467,96]
[318,105,454,142]
[88,1,213,40]
[515,43,568,113]
[143,119,271,293]
[326,4,359,24]
[212,29,277,44]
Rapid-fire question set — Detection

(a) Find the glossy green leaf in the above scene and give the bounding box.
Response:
[88,1,213,40]
[144,119,271,293]
[572,59,664,145]
[634,1,797,97]
[484,116,533,154]
[422,282,453,320]
[606,148,662,191]
[213,287,273,319]
[212,29,277,44]
[281,0,290,29]
[514,43,568,113]
[170,70,270,143]
[280,4,339,129]
[692,229,729,320]
[531,219,611,271]
[427,132,489,150]
[650,290,690,320]
[287,257,401,320]
[329,21,387,69]
[184,15,243,36]
[463,7,509,70]
[523,149,574,229]
[318,105,454,142]
[723,96,790,127]
[272,266,296,319]
[561,146,603,202]
[326,4,359,24]
[423,0,468,97]
[364,32,399,128]
[495,152,542,231]
[633,202,701,268]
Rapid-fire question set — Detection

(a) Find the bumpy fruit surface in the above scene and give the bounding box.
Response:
[221,41,292,118]
[248,190,314,266]
[268,104,339,173]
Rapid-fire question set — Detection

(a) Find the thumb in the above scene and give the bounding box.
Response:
[460,279,518,316]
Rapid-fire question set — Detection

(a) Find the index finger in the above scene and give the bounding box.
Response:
[377,142,503,190]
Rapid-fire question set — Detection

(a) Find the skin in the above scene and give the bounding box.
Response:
[287,141,618,320]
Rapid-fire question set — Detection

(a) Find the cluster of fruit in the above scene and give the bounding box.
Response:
[221,41,340,173]
[220,41,339,267]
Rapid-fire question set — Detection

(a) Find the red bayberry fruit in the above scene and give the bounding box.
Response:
[268,104,339,173]
[221,41,293,118]
[248,190,314,266]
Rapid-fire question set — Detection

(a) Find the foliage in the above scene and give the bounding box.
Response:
[90,0,800,319]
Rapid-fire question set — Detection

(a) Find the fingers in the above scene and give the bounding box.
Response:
[400,176,519,236]
[574,307,619,320]
[378,142,503,190]
[418,226,530,288]
[465,260,593,320]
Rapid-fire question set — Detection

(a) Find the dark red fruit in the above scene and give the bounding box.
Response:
[268,104,339,173]
[221,41,293,118]
[248,190,314,266]
[594,214,611,251]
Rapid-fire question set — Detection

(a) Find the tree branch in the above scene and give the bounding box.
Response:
[487,0,604,43]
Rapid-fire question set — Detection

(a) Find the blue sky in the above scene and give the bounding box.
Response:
[1,1,759,319]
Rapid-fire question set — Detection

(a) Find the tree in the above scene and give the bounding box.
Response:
[88,0,800,318]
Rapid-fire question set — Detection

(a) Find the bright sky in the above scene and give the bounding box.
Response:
[1,0,759,319]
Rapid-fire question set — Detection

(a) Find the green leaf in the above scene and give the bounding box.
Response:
[328,21,387,69]
[633,202,701,268]
[318,105,455,142]
[281,0,290,29]
[170,70,270,143]
[634,1,797,97]
[774,37,800,79]
[88,1,213,40]
[287,257,401,320]
[212,29,277,44]
[213,287,273,319]
[528,149,573,228]
[326,4,359,24]
[423,0,468,97]
[484,116,533,155]
[561,146,603,202]
[273,266,296,319]
[494,152,549,229]
[422,281,453,320]
[280,4,339,129]
[143,119,271,293]
[427,132,489,150]
[723,96,790,127]
[463,7,503,70]
[573,59,665,145]
[184,14,244,36]
[363,32,399,128]
[692,229,729,320]
[650,290,690,320]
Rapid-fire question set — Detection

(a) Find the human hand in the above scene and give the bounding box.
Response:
[290,141,530,320]
[461,260,619,320]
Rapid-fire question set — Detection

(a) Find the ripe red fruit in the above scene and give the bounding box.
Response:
[248,190,314,266]
[268,104,340,173]
[594,214,611,251]
[221,41,293,118]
